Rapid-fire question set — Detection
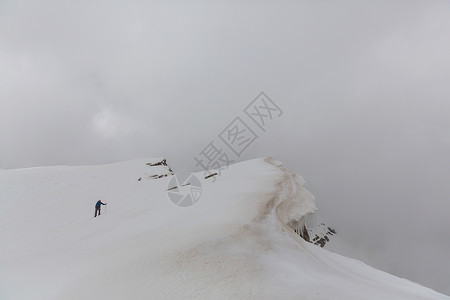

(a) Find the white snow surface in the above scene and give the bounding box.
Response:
[0,157,448,299]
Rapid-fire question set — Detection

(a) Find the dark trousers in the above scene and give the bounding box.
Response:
[94,206,101,217]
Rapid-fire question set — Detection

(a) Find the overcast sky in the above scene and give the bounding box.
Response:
[1,0,450,294]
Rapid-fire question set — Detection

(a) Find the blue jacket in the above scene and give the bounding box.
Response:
[95,201,106,208]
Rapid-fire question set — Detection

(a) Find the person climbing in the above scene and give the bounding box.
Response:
[94,200,107,217]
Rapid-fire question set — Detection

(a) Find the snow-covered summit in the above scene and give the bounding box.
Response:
[0,158,448,299]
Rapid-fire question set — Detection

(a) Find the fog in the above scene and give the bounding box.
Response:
[1,0,449,294]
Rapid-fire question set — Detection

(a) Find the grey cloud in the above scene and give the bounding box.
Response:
[1,0,450,294]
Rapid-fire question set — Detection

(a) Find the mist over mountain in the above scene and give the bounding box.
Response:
[1,0,450,295]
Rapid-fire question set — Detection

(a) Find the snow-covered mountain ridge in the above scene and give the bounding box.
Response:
[0,158,448,299]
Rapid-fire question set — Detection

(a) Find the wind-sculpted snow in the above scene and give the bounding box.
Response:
[265,158,317,239]
[0,158,448,299]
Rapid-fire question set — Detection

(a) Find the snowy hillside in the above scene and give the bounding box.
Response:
[0,158,448,299]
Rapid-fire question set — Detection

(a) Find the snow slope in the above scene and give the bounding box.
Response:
[0,158,448,299]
